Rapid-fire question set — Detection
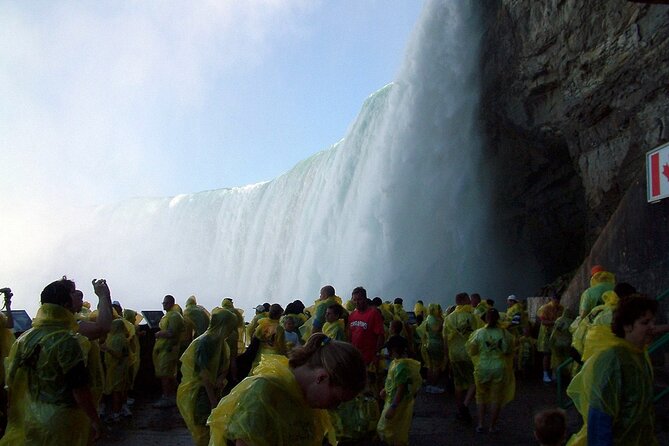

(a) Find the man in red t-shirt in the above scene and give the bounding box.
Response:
[348,286,385,366]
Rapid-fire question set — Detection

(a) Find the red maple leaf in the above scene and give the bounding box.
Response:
[664,162,669,183]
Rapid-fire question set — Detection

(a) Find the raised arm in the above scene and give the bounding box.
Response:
[77,279,113,340]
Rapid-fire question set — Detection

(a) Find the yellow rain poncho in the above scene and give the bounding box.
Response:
[420,304,445,372]
[504,302,527,337]
[571,291,617,356]
[177,309,236,446]
[537,301,564,353]
[392,303,408,323]
[566,328,656,445]
[0,312,16,388]
[207,355,336,446]
[591,290,619,328]
[322,319,346,341]
[123,309,142,388]
[578,271,615,318]
[473,300,490,320]
[3,303,91,446]
[443,304,482,390]
[252,318,286,370]
[413,301,425,321]
[377,358,422,446]
[218,300,245,357]
[153,305,185,377]
[330,394,379,442]
[104,319,130,394]
[548,312,573,369]
[184,296,211,339]
[466,325,515,406]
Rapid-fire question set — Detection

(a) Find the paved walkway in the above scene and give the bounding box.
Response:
[98,377,668,445]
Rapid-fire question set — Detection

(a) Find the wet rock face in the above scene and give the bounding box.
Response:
[479,0,669,284]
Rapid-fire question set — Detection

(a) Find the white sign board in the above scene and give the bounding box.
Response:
[647,141,669,202]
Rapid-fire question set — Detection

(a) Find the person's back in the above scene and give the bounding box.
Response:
[184,297,211,339]
[4,279,104,445]
[444,304,481,362]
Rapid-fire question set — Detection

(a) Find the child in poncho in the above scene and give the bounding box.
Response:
[377,333,422,445]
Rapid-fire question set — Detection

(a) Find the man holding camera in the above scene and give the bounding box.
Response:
[3,278,110,445]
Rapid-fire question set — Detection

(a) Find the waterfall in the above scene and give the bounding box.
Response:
[13,1,531,315]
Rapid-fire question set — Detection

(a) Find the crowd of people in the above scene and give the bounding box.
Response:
[0,265,665,445]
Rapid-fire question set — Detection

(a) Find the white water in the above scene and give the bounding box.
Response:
[7,1,534,317]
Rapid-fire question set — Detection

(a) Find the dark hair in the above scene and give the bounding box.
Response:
[321,285,335,297]
[289,333,366,395]
[163,295,175,306]
[455,292,469,305]
[393,297,403,305]
[611,294,657,338]
[485,308,500,328]
[371,297,383,306]
[269,303,283,319]
[41,278,76,306]
[263,302,270,312]
[327,303,344,319]
[486,299,495,306]
[534,408,566,445]
[614,282,637,299]
[386,334,408,356]
[292,300,305,314]
[352,286,367,299]
[389,319,403,335]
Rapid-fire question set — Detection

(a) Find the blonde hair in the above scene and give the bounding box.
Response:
[289,333,366,394]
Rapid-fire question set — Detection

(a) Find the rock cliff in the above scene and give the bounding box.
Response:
[479,0,669,307]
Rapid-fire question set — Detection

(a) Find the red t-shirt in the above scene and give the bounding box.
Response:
[349,307,385,365]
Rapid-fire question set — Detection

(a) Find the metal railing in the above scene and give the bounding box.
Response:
[556,286,669,408]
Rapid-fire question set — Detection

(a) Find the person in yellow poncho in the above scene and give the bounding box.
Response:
[548,310,573,376]
[101,318,130,422]
[443,293,483,422]
[322,303,347,341]
[566,295,658,446]
[217,298,245,384]
[153,294,185,408]
[413,300,426,325]
[537,295,564,383]
[251,304,286,371]
[470,293,489,321]
[122,308,143,392]
[466,308,515,434]
[578,265,615,318]
[377,334,422,446]
[184,295,211,339]
[177,308,237,446]
[2,278,106,445]
[420,303,445,394]
[207,333,367,446]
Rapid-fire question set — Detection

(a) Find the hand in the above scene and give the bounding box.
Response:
[92,279,110,299]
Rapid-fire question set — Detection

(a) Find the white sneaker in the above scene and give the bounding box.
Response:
[121,404,132,417]
[433,386,445,394]
[126,397,135,406]
[543,373,552,383]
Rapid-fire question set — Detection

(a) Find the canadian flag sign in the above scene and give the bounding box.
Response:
[647,141,669,202]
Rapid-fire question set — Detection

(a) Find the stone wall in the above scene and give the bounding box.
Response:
[479,0,669,293]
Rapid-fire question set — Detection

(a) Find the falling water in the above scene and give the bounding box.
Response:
[13,1,533,315]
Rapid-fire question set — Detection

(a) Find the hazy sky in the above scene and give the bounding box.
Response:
[1,1,424,211]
